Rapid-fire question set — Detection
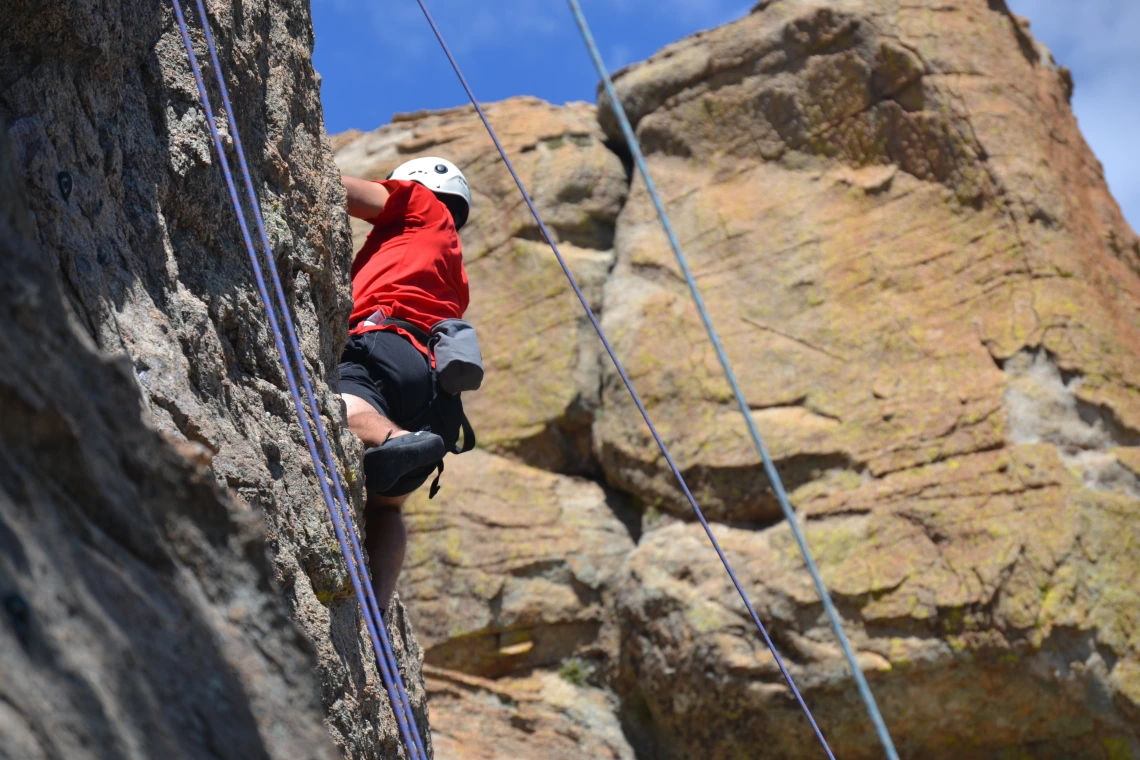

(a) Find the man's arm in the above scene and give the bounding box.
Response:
[342,175,391,220]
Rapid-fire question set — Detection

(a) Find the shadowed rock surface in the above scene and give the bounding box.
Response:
[0,123,338,760]
[335,0,1140,758]
[1,0,429,757]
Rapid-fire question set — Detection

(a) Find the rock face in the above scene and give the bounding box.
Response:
[595,0,1140,526]
[1,1,428,758]
[6,0,1137,752]
[424,666,634,760]
[592,0,1140,756]
[598,0,1140,757]
[0,124,338,760]
[336,0,1140,757]
[400,450,636,678]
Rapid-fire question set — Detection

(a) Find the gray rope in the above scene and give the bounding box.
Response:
[566,1,900,757]
[414,1,838,757]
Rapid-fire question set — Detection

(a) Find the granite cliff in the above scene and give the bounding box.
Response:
[2,0,1137,757]
[2,0,427,757]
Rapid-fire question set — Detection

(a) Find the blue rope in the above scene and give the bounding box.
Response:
[186,4,427,755]
[566,4,899,758]
[413,2,834,757]
[169,3,424,757]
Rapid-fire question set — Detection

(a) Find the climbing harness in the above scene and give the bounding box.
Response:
[566,2,900,758]
[169,2,426,757]
[355,310,480,499]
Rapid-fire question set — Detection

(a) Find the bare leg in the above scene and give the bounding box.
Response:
[342,392,412,612]
[342,393,411,447]
[365,493,410,613]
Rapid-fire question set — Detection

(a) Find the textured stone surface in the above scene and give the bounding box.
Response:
[399,450,636,678]
[1,1,428,757]
[0,123,337,759]
[596,0,1140,757]
[334,99,630,475]
[425,666,635,760]
[616,450,1140,758]
[596,0,1140,525]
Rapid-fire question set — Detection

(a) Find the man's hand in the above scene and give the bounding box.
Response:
[342,175,391,220]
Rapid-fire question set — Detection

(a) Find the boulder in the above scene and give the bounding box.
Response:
[0,1,429,756]
[616,445,1140,758]
[595,0,1140,524]
[398,450,637,678]
[425,666,634,760]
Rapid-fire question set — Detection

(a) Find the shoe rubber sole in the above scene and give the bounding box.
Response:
[363,431,447,495]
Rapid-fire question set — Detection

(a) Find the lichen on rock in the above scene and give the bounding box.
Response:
[399,450,636,679]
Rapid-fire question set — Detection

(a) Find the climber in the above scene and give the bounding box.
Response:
[337,157,480,614]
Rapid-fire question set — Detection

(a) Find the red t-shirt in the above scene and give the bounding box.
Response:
[349,179,469,356]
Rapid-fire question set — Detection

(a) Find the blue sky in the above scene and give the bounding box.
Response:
[312,0,1138,229]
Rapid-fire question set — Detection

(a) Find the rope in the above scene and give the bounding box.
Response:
[566,2,900,758]
[413,2,834,757]
[186,4,426,756]
[169,3,425,757]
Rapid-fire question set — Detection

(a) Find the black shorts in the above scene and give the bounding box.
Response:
[338,329,467,456]
[339,330,433,428]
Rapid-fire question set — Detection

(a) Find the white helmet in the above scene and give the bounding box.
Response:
[387,156,471,229]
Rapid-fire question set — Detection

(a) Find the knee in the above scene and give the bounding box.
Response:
[367,493,409,513]
[364,495,409,539]
[343,394,378,429]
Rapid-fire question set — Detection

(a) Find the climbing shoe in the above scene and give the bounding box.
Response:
[384,462,441,499]
[363,431,446,496]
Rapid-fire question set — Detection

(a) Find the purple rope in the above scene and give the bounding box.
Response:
[187,2,426,754]
[413,1,834,756]
[168,3,423,757]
